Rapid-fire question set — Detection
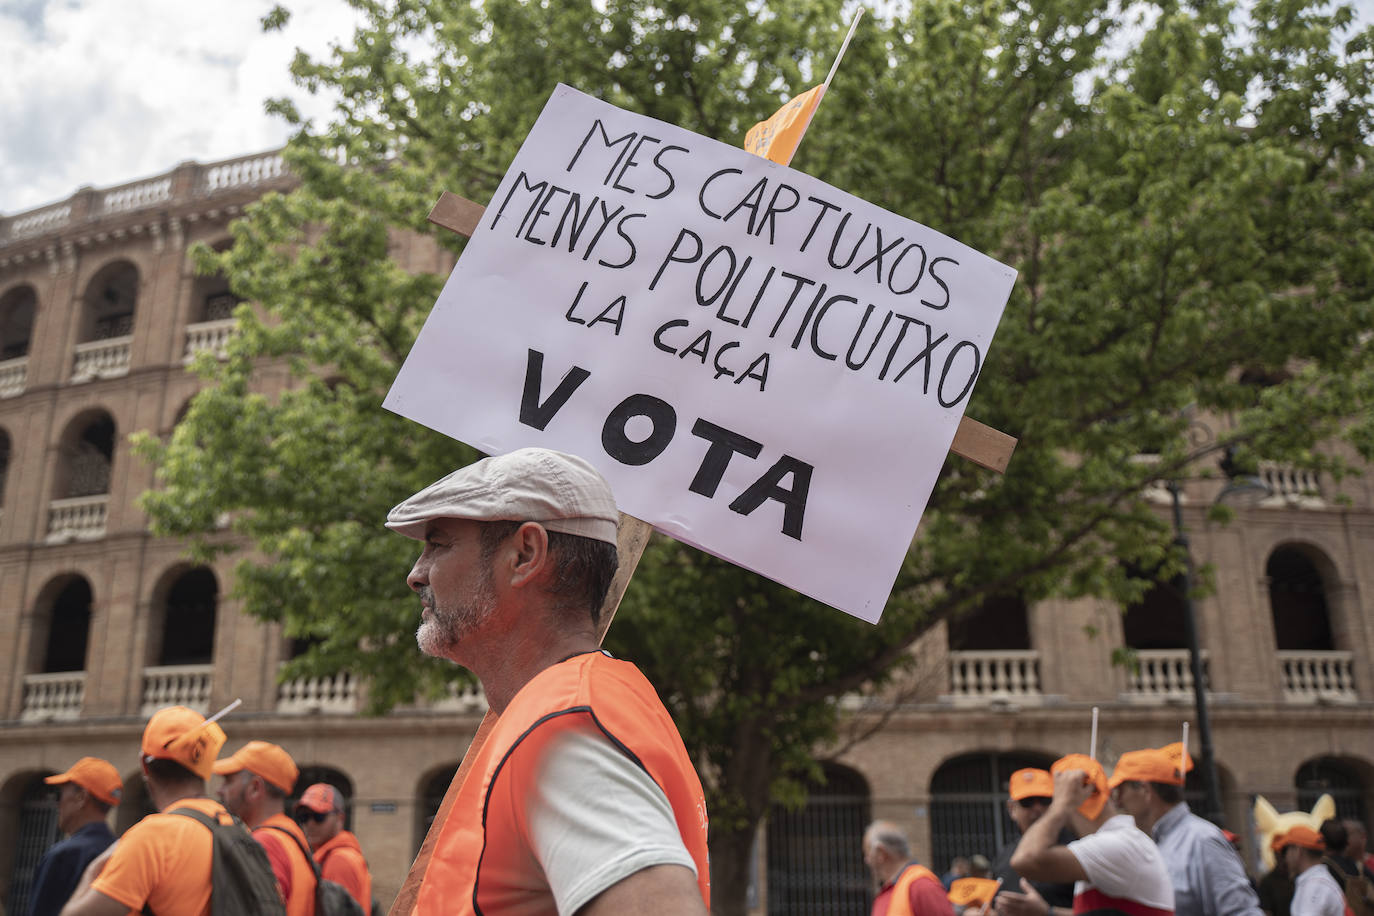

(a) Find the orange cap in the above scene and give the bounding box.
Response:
[1052,753,1109,819]
[141,706,226,781]
[1157,742,1195,776]
[1009,768,1054,801]
[296,783,345,814]
[949,878,1001,907]
[1277,826,1325,852]
[45,757,123,806]
[1108,748,1186,789]
[213,741,299,794]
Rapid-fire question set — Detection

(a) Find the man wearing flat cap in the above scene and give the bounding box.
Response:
[388,447,709,915]
[1111,745,1262,916]
[27,758,121,916]
[216,741,316,916]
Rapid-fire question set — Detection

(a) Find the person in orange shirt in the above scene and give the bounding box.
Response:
[59,706,234,916]
[295,784,371,915]
[215,741,317,916]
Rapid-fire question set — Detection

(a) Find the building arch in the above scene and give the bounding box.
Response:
[1296,756,1372,823]
[147,564,218,667]
[1268,544,1337,651]
[52,408,117,499]
[929,750,1057,874]
[188,239,240,324]
[27,573,95,675]
[291,765,355,831]
[414,762,459,855]
[1,769,60,916]
[766,761,872,915]
[0,284,37,360]
[78,260,139,343]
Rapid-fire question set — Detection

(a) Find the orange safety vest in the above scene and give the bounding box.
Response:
[414,651,710,915]
[885,864,943,916]
[257,813,318,916]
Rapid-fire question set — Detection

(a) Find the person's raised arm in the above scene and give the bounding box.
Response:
[1011,770,1091,884]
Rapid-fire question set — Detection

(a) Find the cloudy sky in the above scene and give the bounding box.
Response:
[3,0,1373,216]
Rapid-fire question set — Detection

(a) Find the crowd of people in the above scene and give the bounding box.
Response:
[861,748,1374,916]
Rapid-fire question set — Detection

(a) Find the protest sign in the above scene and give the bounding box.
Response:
[385,83,1017,622]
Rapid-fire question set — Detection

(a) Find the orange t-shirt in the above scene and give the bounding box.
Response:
[91,796,225,916]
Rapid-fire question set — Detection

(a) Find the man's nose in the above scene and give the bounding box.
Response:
[406,556,428,592]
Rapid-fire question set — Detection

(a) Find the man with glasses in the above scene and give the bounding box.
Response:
[1110,746,1262,916]
[992,769,1076,916]
[214,741,315,916]
[295,784,371,915]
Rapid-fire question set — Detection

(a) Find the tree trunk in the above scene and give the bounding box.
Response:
[709,821,762,916]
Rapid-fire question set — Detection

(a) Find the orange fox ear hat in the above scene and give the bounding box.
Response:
[1254,793,1336,870]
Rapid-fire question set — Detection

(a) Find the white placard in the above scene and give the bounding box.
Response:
[385,84,1016,622]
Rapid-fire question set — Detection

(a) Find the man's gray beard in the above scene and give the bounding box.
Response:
[416,575,498,661]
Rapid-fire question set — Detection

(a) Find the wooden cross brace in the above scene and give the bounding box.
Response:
[388,191,1018,914]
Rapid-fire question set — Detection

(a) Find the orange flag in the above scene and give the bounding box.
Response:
[743,84,825,165]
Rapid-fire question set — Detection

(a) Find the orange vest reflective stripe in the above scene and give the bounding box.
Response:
[886,864,942,916]
[257,814,317,916]
[413,652,710,915]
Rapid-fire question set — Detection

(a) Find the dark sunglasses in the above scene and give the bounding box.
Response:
[295,810,330,824]
[1017,797,1052,808]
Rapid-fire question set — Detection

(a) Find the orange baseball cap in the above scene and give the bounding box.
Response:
[45,757,123,805]
[213,741,299,794]
[1276,825,1325,852]
[1052,753,1109,819]
[141,706,227,781]
[1009,768,1054,801]
[296,783,345,814]
[949,878,1001,907]
[1108,748,1186,789]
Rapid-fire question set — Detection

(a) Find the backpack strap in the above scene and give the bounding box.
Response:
[262,823,325,881]
[141,807,228,916]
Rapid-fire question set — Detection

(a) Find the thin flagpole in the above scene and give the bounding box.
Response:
[1089,706,1099,759]
[781,7,865,166]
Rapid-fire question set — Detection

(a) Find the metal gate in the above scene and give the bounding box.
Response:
[767,766,871,916]
[6,785,60,916]
[929,752,1054,874]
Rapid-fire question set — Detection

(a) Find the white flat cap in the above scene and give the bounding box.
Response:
[386,448,619,545]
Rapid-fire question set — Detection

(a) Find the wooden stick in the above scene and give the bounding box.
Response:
[425,191,1019,474]
[389,513,652,915]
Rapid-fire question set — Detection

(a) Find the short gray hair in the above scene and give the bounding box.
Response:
[865,820,911,858]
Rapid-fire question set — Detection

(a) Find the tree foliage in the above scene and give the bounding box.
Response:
[135,0,1374,910]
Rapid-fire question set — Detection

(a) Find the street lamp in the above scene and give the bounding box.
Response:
[1164,449,1270,828]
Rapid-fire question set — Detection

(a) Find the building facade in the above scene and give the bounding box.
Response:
[2,156,1372,916]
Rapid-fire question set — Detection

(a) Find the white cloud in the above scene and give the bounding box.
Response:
[0,0,362,214]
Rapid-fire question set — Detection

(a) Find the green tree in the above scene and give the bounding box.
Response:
[136,0,1374,911]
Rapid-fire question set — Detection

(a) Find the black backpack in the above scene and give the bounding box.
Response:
[263,824,367,916]
[156,806,287,916]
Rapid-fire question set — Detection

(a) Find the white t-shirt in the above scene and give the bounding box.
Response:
[1291,865,1345,916]
[525,720,698,914]
[1068,814,1175,911]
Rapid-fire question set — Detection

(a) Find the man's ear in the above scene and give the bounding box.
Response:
[507,521,551,588]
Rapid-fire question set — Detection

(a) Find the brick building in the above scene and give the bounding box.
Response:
[2,155,1372,915]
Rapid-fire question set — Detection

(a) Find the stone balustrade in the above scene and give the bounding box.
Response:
[947,651,1042,704]
[101,177,172,215]
[5,204,71,241]
[277,671,360,715]
[72,336,132,382]
[201,153,286,192]
[1125,649,1209,700]
[0,356,26,398]
[1258,462,1325,508]
[46,495,108,543]
[1279,651,1357,702]
[431,680,488,713]
[141,665,213,716]
[21,672,85,722]
[183,318,238,363]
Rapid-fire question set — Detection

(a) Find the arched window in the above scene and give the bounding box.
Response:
[57,412,116,499]
[2,772,60,916]
[1269,547,1335,651]
[415,764,459,854]
[929,751,1055,874]
[767,763,872,915]
[80,261,138,342]
[949,595,1031,651]
[0,285,36,361]
[156,567,218,666]
[291,766,355,831]
[190,259,239,324]
[36,576,93,673]
[1297,757,1369,823]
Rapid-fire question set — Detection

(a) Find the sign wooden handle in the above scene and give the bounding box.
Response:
[388,513,653,915]
[423,191,1017,474]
